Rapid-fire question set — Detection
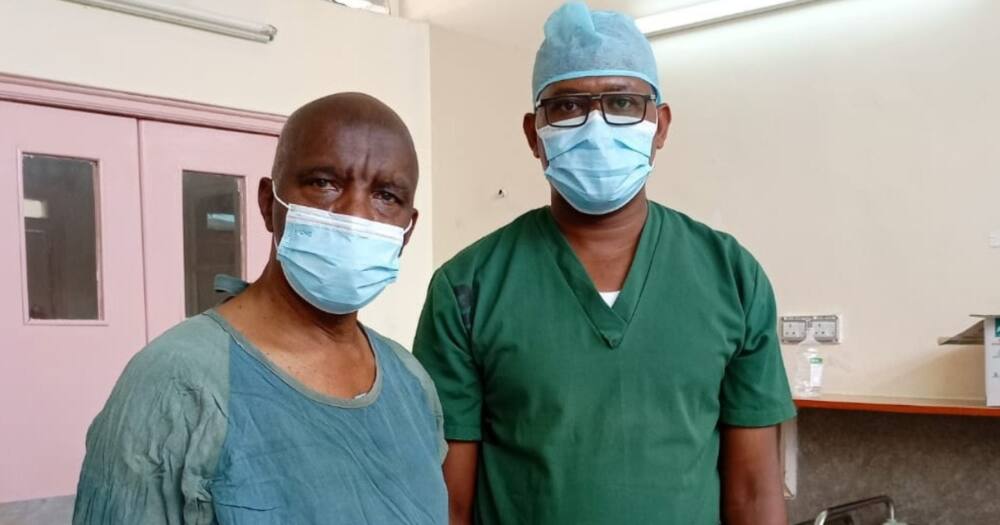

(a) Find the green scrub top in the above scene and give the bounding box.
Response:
[413,203,796,525]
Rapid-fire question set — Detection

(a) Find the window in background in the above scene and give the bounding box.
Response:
[22,154,101,320]
[182,171,244,316]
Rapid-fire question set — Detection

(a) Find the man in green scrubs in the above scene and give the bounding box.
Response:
[412,3,796,524]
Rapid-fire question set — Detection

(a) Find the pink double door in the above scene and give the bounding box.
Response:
[0,101,277,503]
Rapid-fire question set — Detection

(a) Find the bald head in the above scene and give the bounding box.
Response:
[271,92,418,187]
[260,92,420,239]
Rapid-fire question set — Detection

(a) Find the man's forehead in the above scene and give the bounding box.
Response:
[336,120,405,142]
[284,124,417,180]
[540,76,654,98]
[289,121,411,158]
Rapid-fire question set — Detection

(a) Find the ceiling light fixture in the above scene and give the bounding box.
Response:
[327,0,391,15]
[63,0,278,43]
[635,0,820,37]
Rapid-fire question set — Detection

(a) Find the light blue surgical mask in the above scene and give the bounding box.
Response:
[538,110,657,215]
[272,184,410,314]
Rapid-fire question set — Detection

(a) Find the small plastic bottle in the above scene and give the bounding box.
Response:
[795,345,824,397]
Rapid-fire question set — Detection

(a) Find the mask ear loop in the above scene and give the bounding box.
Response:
[272,180,290,209]
[271,179,288,253]
[397,219,415,256]
[647,101,660,169]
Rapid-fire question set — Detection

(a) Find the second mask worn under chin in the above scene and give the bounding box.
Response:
[273,186,407,315]
[538,110,657,215]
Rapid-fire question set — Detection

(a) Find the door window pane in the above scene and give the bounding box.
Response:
[22,154,101,320]
[183,171,243,316]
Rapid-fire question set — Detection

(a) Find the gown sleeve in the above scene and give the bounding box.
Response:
[73,318,230,525]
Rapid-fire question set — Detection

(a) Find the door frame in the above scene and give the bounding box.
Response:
[0,73,285,135]
[138,121,278,340]
[1,101,148,503]
[0,75,286,503]
[1,73,287,339]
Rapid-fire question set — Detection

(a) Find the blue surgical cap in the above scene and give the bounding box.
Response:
[532,2,662,104]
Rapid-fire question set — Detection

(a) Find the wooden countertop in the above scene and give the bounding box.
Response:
[794,394,1000,417]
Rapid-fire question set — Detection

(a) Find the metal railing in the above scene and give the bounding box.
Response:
[793,495,897,525]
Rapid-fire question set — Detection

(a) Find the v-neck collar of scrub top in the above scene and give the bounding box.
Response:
[534,203,663,349]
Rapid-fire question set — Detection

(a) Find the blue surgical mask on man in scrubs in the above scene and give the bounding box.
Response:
[537,107,658,215]
[523,1,671,216]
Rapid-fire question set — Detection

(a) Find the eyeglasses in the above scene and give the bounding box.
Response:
[535,92,656,128]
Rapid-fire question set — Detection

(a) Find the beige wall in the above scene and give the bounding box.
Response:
[648,0,1000,400]
[428,0,1000,400]
[429,26,544,263]
[0,0,433,344]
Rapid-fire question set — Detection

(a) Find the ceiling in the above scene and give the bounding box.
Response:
[400,0,702,50]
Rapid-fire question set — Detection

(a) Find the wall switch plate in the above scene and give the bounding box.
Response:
[780,314,842,344]
[991,232,1000,248]
[812,315,841,344]
[780,316,810,344]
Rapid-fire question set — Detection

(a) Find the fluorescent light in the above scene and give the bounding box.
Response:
[328,0,391,15]
[635,0,820,37]
[63,0,278,43]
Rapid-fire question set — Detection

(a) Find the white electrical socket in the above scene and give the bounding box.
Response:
[991,231,1000,248]
[780,315,842,344]
[780,316,809,344]
[812,315,841,344]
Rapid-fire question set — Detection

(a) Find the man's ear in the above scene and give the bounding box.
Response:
[523,112,550,168]
[654,103,672,150]
[649,104,672,163]
[259,177,276,233]
[523,113,542,159]
[400,209,419,255]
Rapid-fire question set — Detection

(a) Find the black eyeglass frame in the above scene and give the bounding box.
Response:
[534,92,657,128]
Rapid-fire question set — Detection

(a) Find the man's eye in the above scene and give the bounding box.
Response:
[610,97,633,109]
[310,179,333,189]
[374,191,400,203]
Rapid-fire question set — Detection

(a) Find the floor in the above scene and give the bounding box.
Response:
[0,495,73,525]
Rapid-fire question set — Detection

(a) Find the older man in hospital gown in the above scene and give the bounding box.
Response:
[74,93,447,525]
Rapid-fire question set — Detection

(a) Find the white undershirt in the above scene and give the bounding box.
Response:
[599,291,621,307]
